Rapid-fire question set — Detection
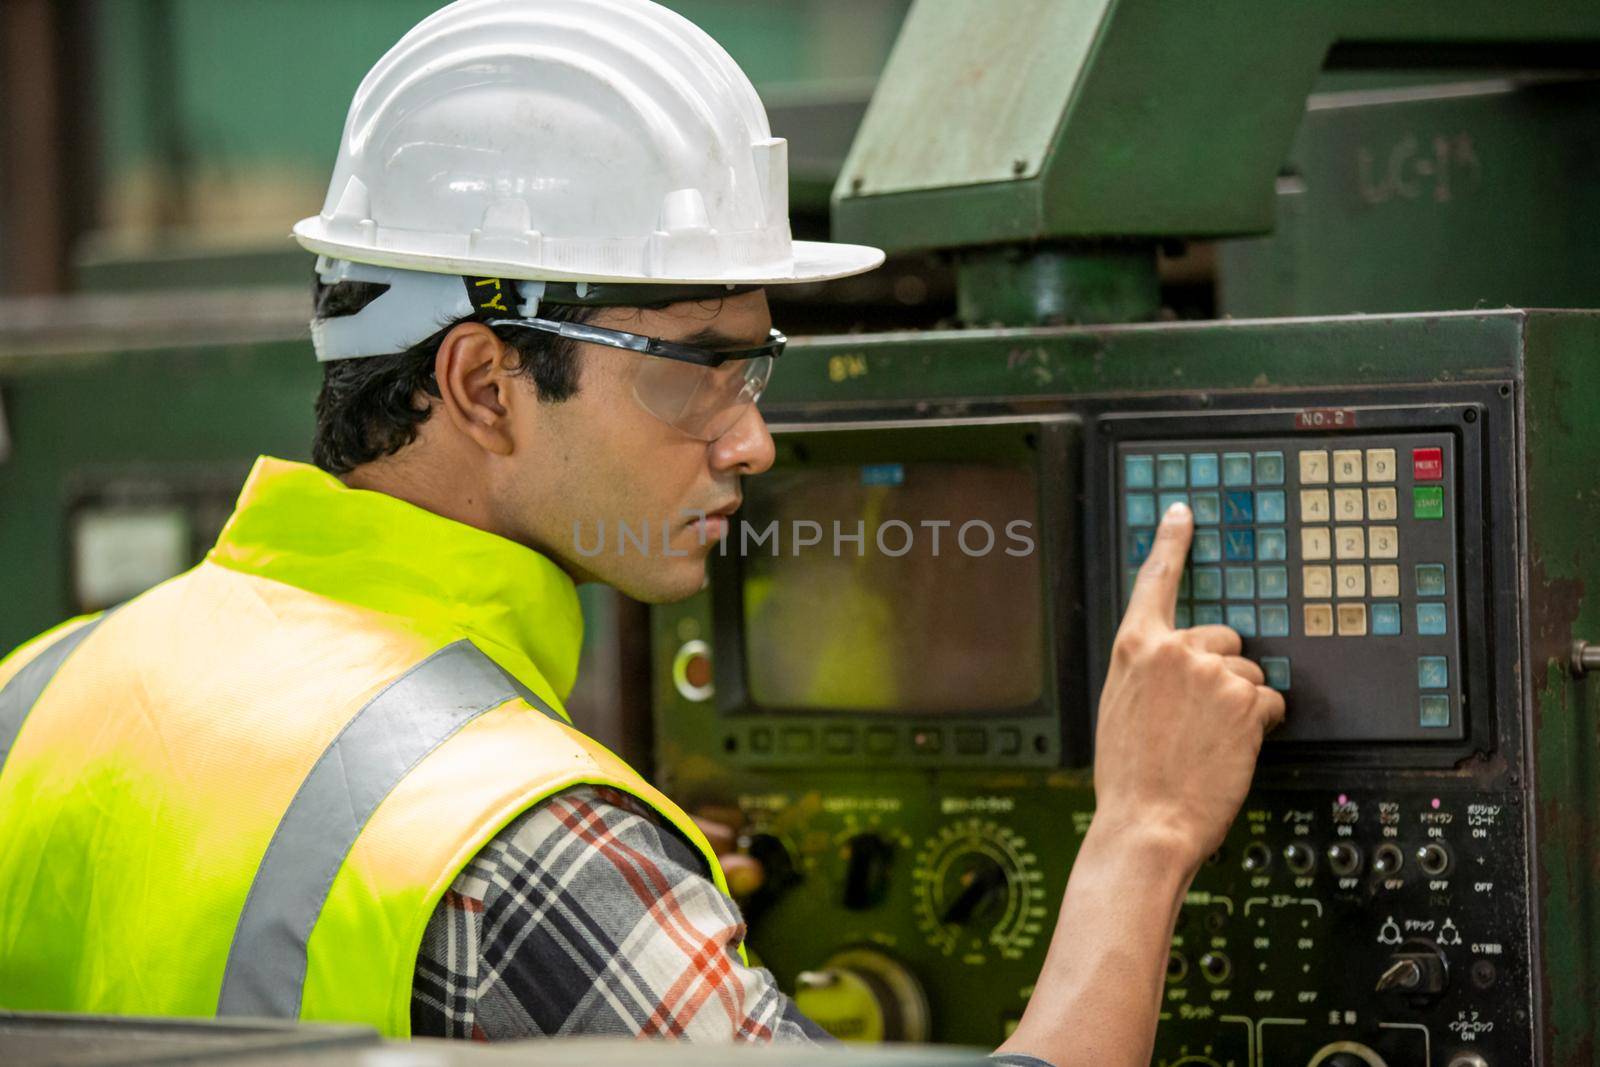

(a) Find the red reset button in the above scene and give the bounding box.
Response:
[1413,447,1444,481]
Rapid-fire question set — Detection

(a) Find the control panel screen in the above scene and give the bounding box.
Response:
[741,461,1043,713]
[1115,435,1465,742]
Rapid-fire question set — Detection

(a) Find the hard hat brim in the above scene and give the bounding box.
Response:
[292,219,885,287]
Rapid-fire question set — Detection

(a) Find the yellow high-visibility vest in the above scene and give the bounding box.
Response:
[0,457,739,1036]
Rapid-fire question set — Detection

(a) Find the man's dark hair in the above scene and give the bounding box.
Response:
[310,279,598,475]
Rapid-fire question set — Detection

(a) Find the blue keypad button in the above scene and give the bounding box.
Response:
[1222,452,1253,487]
[1225,605,1257,637]
[1192,492,1221,525]
[1129,528,1155,564]
[1125,493,1156,527]
[1417,603,1448,636]
[1192,567,1223,600]
[1223,529,1256,562]
[1225,567,1255,599]
[1372,602,1402,636]
[1254,451,1285,485]
[1157,454,1188,488]
[1418,656,1449,689]
[1125,454,1155,489]
[1420,694,1452,728]
[1257,566,1288,599]
[1194,604,1224,626]
[1175,605,1192,629]
[1224,491,1254,524]
[1255,490,1287,524]
[1192,529,1222,563]
[1189,453,1220,488]
[1257,528,1287,561]
[1159,492,1189,518]
[1261,656,1291,691]
[1415,563,1447,597]
[1259,604,1290,637]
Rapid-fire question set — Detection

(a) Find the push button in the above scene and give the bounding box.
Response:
[865,728,896,756]
[1254,451,1285,485]
[1193,568,1223,600]
[1367,487,1398,520]
[1125,454,1155,489]
[1369,526,1399,559]
[751,728,773,753]
[1259,604,1290,637]
[1189,453,1220,488]
[955,728,988,755]
[1337,603,1368,636]
[1175,605,1192,629]
[1225,568,1255,599]
[996,728,1022,756]
[1336,564,1365,598]
[1370,564,1400,598]
[1301,527,1331,560]
[1335,526,1366,560]
[1257,566,1288,599]
[1417,603,1448,636]
[1194,604,1224,626]
[1222,453,1253,487]
[1419,695,1451,728]
[1304,604,1334,636]
[1256,490,1287,523]
[912,728,944,754]
[1225,605,1257,637]
[1157,454,1188,488]
[1192,492,1221,525]
[1412,447,1443,481]
[1333,449,1363,483]
[1159,491,1189,516]
[782,729,815,754]
[1192,529,1222,563]
[1300,490,1330,522]
[1413,486,1444,520]
[1261,657,1291,691]
[1415,564,1447,597]
[1126,493,1156,527]
[1366,448,1397,482]
[1371,602,1402,635]
[1417,656,1449,689]
[825,728,856,754]
[1223,491,1253,524]
[1299,450,1329,484]
[1257,528,1287,561]
[1224,529,1255,562]
[1334,488,1363,521]
[1302,565,1333,598]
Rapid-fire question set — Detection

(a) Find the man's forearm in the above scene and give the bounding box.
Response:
[995,817,1197,1067]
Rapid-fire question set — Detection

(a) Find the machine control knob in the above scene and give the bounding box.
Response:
[1375,938,1449,997]
[1446,1054,1489,1067]
[792,949,930,1043]
[842,833,895,911]
[939,854,1011,927]
[738,832,800,923]
[1306,1042,1388,1067]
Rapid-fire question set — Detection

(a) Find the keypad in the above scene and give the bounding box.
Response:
[1117,431,1464,741]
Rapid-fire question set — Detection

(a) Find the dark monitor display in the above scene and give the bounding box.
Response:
[738,461,1043,714]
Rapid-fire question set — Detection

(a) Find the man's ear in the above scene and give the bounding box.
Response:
[433,322,519,456]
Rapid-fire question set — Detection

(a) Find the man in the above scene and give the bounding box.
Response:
[0,2,1283,1065]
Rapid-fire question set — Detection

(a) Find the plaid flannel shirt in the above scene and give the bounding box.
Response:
[410,784,1053,1066]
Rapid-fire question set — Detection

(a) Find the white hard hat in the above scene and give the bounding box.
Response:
[293,0,884,287]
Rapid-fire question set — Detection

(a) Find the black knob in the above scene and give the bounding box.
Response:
[1322,1055,1369,1067]
[843,833,895,911]
[1375,937,1449,998]
[940,855,1009,927]
[739,833,800,923]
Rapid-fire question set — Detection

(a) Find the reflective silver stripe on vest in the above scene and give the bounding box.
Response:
[217,639,563,1018]
[0,616,108,776]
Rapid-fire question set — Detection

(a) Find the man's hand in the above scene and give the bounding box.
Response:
[996,502,1284,1067]
[1093,501,1287,870]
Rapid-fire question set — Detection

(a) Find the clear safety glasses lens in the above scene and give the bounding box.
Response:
[633,354,773,441]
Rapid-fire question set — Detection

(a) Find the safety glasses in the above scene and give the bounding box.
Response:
[488,317,783,441]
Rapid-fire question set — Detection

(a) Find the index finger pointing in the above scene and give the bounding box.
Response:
[1124,502,1194,628]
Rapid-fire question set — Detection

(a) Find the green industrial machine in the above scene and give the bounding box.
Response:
[651,4,1600,1066]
